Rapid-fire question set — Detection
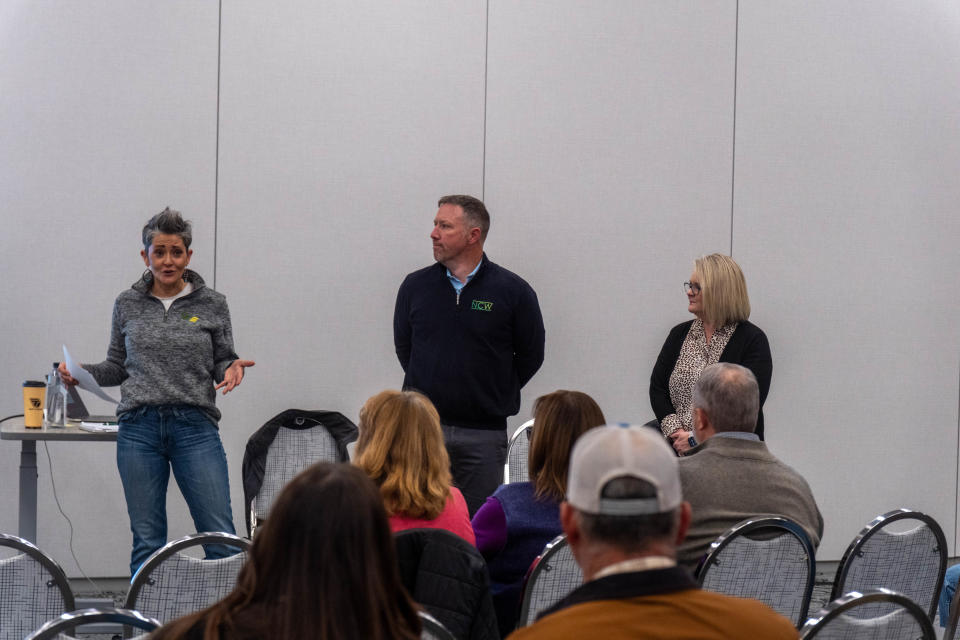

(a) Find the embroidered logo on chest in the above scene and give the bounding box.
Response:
[471,300,493,312]
[180,312,200,323]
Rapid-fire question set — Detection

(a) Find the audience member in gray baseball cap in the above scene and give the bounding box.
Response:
[508,425,797,640]
[677,362,822,571]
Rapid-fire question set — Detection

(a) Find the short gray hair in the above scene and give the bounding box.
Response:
[438,195,490,241]
[692,363,759,433]
[142,207,192,249]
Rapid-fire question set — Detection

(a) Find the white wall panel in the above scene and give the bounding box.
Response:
[5,0,960,579]
[0,1,219,576]
[734,1,960,557]
[484,0,738,425]
[214,0,487,497]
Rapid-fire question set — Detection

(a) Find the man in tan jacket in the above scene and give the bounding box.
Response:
[509,425,797,640]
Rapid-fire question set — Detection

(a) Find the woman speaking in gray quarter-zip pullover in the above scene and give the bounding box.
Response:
[59,207,255,576]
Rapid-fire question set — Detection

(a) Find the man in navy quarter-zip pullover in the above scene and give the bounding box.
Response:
[394,195,545,515]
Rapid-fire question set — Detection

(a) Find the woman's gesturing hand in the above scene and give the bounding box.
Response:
[216,359,256,394]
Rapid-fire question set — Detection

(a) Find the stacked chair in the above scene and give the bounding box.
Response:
[26,608,160,640]
[800,589,935,639]
[829,508,946,620]
[696,516,815,628]
[243,409,357,536]
[123,531,251,637]
[0,533,74,640]
[800,508,946,639]
[503,419,534,484]
[517,535,583,628]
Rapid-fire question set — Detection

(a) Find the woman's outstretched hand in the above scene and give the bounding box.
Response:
[216,359,256,394]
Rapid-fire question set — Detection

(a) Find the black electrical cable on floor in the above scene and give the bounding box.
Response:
[42,440,106,598]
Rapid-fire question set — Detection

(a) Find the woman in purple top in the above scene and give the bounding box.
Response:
[471,390,605,638]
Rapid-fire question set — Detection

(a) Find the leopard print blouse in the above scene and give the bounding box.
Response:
[660,319,738,436]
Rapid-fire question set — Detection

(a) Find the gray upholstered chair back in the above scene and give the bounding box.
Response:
[253,424,339,531]
[504,420,534,484]
[123,532,251,637]
[831,508,946,620]
[25,607,159,640]
[418,610,456,640]
[517,534,583,628]
[0,533,74,640]
[697,516,815,628]
[800,588,936,639]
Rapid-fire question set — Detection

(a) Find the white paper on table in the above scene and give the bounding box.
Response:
[62,344,119,404]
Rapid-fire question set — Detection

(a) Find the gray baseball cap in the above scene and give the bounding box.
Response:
[566,425,682,516]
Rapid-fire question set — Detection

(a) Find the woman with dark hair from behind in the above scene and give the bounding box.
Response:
[471,390,605,637]
[150,462,421,640]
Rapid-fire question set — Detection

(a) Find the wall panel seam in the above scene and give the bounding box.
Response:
[481,0,490,199]
[213,0,223,289]
[729,0,739,257]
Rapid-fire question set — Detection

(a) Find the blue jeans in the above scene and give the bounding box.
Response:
[117,405,236,576]
[940,564,960,627]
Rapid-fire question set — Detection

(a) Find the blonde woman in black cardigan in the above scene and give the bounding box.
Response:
[649,253,772,454]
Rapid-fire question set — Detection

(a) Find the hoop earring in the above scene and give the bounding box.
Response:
[141,269,153,284]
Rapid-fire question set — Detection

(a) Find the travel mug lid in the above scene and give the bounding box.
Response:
[23,380,45,387]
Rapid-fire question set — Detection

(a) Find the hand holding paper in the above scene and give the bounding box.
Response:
[62,344,119,404]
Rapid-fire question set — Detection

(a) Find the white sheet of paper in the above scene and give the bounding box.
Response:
[62,344,119,404]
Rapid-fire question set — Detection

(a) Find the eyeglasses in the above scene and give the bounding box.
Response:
[683,282,701,294]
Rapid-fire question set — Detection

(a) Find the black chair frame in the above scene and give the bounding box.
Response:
[0,532,75,637]
[800,588,936,639]
[418,610,456,640]
[696,516,815,627]
[123,531,251,637]
[517,534,581,627]
[0,532,75,610]
[696,516,817,628]
[25,607,160,640]
[126,531,252,606]
[503,419,534,484]
[831,508,947,619]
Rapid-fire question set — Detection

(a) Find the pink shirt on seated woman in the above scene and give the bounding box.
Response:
[389,486,475,545]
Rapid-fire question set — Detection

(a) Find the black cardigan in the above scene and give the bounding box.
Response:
[649,319,772,439]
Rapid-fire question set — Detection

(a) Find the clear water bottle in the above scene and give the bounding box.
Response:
[44,362,67,427]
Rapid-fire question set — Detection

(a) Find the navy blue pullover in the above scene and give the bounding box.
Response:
[393,255,545,429]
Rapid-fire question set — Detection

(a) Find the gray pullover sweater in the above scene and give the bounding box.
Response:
[84,270,238,422]
[676,435,823,571]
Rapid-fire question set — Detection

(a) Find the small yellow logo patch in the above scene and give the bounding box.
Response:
[189,316,199,323]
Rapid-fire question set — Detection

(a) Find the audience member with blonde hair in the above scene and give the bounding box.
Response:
[650,253,772,454]
[355,389,475,544]
[472,390,605,637]
[150,462,421,640]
